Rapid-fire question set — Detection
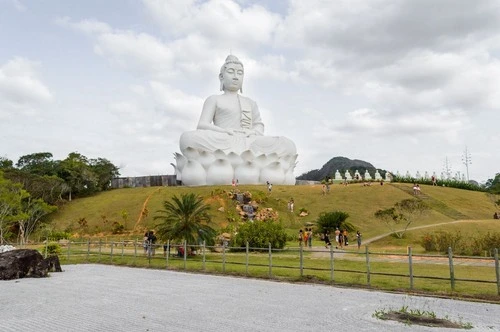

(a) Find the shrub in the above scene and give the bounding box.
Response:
[48,231,71,241]
[421,231,500,256]
[111,222,125,234]
[316,211,353,234]
[42,243,61,256]
[231,221,288,250]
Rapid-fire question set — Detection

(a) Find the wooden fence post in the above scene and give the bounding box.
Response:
[408,246,414,290]
[134,239,137,263]
[183,240,187,270]
[365,245,371,286]
[245,242,249,276]
[121,240,124,257]
[448,247,455,291]
[268,243,272,278]
[330,244,334,281]
[67,241,71,261]
[98,239,102,262]
[86,239,90,262]
[222,242,226,273]
[110,241,114,262]
[299,242,303,277]
[202,240,205,271]
[165,240,170,268]
[494,248,499,296]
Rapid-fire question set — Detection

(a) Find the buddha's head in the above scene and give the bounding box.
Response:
[219,55,244,93]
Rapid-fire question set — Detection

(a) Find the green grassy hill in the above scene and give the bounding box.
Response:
[48,182,499,251]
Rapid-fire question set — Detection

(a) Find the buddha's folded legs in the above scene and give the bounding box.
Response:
[180,130,296,157]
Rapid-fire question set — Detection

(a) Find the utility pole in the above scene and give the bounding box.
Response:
[443,157,452,180]
[461,146,472,182]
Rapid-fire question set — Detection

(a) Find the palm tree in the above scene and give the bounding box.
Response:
[154,193,216,245]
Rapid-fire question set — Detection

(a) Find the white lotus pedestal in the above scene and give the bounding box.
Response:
[173,148,297,186]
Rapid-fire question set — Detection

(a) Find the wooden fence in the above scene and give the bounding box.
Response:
[42,240,500,297]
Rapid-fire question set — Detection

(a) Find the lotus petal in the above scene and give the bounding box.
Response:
[240,150,254,162]
[183,147,199,160]
[206,159,233,185]
[174,152,187,172]
[260,161,285,184]
[214,149,227,159]
[198,150,216,170]
[227,152,243,168]
[181,160,206,186]
[234,161,260,185]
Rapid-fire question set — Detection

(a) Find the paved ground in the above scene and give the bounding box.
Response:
[1,264,499,332]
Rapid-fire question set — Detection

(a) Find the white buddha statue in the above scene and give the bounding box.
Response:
[176,55,298,186]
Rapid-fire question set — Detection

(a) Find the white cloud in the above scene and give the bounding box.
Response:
[0,58,52,116]
[143,0,281,48]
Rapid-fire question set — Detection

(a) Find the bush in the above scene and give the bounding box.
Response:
[231,221,288,250]
[42,243,61,256]
[316,211,353,234]
[48,231,71,241]
[111,221,125,234]
[421,231,500,256]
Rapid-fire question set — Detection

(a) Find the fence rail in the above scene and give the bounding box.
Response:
[38,240,500,296]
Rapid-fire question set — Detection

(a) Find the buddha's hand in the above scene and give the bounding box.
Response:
[234,129,257,137]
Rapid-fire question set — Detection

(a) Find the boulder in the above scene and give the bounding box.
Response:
[0,249,62,280]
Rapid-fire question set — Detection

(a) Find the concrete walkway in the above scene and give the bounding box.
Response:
[1,264,499,331]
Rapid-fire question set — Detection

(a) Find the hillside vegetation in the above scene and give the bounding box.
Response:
[47,183,499,251]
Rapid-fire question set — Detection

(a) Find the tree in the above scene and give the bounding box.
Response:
[16,152,57,176]
[89,157,120,191]
[3,169,70,205]
[57,152,97,200]
[315,211,353,234]
[0,171,30,244]
[154,193,216,245]
[0,157,13,169]
[17,198,57,245]
[485,173,500,194]
[375,199,429,238]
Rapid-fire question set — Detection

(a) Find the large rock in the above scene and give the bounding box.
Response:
[0,249,62,280]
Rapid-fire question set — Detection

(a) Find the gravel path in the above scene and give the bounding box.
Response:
[1,264,498,331]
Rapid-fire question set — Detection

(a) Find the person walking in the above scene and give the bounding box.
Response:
[323,231,331,249]
[307,228,313,248]
[298,229,304,247]
[356,231,362,250]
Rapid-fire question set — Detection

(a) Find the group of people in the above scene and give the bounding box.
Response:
[143,230,157,256]
[298,228,313,248]
[321,228,362,250]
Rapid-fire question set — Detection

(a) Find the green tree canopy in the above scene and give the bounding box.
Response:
[375,199,429,238]
[154,193,216,245]
[485,173,500,194]
[16,152,57,176]
[315,211,353,234]
[89,157,120,191]
[0,171,30,244]
[0,157,13,169]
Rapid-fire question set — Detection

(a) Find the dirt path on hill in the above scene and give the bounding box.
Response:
[361,219,480,245]
[133,188,161,232]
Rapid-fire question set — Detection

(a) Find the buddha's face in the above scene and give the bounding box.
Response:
[220,63,244,92]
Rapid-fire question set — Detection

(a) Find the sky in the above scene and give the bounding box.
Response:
[1,0,499,183]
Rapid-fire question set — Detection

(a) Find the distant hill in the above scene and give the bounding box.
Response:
[296,156,386,181]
